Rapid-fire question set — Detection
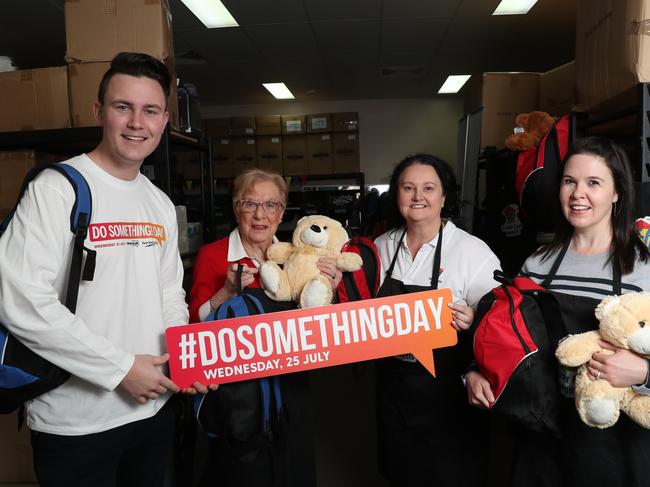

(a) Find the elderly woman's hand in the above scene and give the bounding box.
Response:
[448,302,474,331]
[209,264,258,311]
[317,257,343,293]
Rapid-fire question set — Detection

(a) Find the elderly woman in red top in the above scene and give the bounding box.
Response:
[189,168,343,322]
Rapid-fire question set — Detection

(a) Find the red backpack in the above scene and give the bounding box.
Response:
[473,271,566,436]
[515,115,571,232]
[336,236,381,302]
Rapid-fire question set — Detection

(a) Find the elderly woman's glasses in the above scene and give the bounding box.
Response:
[236,199,284,214]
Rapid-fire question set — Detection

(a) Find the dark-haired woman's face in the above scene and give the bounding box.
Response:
[560,154,618,236]
[397,163,446,227]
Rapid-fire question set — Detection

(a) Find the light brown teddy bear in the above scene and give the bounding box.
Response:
[505,111,556,151]
[555,292,650,429]
[260,215,363,308]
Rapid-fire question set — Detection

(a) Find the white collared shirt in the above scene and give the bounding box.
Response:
[198,228,278,320]
[374,220,501,308]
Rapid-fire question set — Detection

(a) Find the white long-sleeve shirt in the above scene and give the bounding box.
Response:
[0,154,188,435]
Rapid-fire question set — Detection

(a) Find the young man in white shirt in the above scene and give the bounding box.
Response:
[0,52,188,487]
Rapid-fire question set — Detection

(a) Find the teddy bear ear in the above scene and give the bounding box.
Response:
[595,295,622,322]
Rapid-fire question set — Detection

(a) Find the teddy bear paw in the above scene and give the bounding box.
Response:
[260,264,280,295]
[583,397,618,426]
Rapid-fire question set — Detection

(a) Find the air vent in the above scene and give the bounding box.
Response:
[380,65,427,79]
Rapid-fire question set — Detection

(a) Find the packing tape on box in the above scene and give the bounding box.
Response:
[630,19,650,35]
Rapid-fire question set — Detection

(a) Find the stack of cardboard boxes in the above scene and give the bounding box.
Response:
[464,62,575,150]
[204,112,360,178]
[0,0,179,219]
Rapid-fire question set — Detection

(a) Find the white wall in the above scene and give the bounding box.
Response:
[203,97,465,185]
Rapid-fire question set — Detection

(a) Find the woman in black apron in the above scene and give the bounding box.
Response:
[374,154,501,487]
[467,136,650,487]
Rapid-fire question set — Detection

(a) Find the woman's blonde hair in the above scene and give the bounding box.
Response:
[232,169,288,209]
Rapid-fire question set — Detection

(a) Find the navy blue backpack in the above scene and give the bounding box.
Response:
[0,163,96,414]
[193,291,286,446]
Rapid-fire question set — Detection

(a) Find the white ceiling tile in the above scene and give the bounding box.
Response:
[304,0,382,21]
[311,20,380,57]
[383,0,462,19]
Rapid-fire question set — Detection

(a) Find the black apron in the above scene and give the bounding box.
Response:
[375,226,489,487]
[512,240,650,487]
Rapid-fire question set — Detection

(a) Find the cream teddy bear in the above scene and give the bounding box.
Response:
[555,292,650,429]
[260,215,363,308]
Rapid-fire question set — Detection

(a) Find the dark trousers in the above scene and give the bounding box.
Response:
[512,404,650,487]
[31,396,178,487]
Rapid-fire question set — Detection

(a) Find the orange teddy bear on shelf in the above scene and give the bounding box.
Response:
[505,111,556,151]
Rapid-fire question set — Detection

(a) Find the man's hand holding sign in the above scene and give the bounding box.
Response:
[166,288,456,387]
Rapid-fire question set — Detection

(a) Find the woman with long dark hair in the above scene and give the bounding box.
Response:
[374,154,501,487]
[467,136,650,487]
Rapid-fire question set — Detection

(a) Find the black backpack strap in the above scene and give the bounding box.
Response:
[540,239,570,289]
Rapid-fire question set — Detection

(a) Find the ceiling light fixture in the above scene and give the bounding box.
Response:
[492,0,538,15]
[180,0,238,28]
[438,75,471,94]
[263,83,295,100]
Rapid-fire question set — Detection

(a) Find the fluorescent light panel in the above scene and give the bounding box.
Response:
[492,0,538,15]
[181,0,238,28]
[263,83,295,100]
[438,75,471,94]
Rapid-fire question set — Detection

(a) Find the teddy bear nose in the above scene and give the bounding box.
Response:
[640,321,646,328]
[310,225,321,233]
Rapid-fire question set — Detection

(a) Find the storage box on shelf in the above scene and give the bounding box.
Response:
[282,135,308,175]
[232,137,257,174]
[281,115,306,135]
[0,150,59,218]
[257,136,283,174]
[575,0,650,111]
[64,0,174,64]
[307,134,333,175]
[0,67,71,133]
[255,115,282,135]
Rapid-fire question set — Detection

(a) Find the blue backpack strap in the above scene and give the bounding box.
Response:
[0,163,95,313]
[204,291,281,436]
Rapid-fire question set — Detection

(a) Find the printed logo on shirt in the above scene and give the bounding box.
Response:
[88,222,166,249]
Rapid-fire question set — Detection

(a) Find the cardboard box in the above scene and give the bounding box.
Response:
[333,133,360,173]
[68,62,109,127]
[232,137,257,174]
[204,118,231,137]
[211,137,233,178]
[0,150,58,214]
[64,0,174,63]
[332,112,359,132]
[281,115,306,135]
[282,135,308,175]
[0,67,70,132]
[539,61,575,116]
[0,412,37,483]
[255,116,282,135]
[307,134,333,175]
[230,117,256,136]
[464,72,540,149]
[307,113,332,133]
[575,0,650,111]
[257,136,283,174]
